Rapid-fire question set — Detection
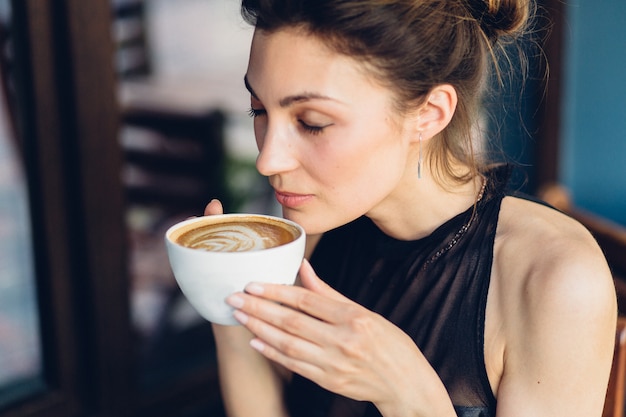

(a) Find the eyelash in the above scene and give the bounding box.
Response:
[299,122,324,135]
[247,107,265,118]
[247,107,327,136]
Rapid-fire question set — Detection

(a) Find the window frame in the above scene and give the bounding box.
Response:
[3,0,129,415]
[2,1,224,416]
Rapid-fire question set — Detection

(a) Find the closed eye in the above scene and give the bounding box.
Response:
[299,120,329,135]
[247,107,266,118]
[248,107,331,135]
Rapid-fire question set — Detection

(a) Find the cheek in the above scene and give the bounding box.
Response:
[311,129,407,197]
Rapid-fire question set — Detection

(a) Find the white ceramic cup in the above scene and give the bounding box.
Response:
[165,213,306,325]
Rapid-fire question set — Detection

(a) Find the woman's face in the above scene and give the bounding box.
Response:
[246,28,418,235]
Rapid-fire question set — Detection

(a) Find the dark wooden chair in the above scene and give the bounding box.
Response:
[121,104,229,213]
[110,0,231,214]
[111,0,232,217]
[605,317,626,417]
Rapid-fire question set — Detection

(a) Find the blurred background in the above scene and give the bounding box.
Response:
[0,0,624,417]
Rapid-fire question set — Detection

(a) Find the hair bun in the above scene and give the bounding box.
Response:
[467,0,531,40]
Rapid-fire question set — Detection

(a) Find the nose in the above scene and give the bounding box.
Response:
[255,123,299,177]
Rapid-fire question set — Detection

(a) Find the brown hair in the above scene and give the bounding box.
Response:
[241,0,534,185]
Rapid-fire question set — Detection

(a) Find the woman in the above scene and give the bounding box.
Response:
[205,0,617,416]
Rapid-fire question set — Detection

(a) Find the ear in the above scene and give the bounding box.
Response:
[412,84,457,141]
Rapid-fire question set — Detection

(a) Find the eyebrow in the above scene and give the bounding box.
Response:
[244,74,336,107]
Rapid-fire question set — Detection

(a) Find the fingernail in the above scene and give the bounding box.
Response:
[226,294,244,308]
[233,309,249,324]
[245,283,264,295]
[250,338,264,352]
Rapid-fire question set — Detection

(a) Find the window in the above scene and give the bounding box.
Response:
[0,1,224,416]
[0,5,44,408]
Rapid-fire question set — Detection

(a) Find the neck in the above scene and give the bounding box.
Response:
[367,163,485,241]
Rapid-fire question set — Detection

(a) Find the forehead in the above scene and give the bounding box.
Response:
[246,28,388,99]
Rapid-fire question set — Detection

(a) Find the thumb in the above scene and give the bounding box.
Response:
[299,258,348,302]
[204,199,224,216]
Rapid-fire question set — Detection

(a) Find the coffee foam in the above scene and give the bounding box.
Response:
[176,220,298,252]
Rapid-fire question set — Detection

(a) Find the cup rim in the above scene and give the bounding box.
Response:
[165,213,305,253]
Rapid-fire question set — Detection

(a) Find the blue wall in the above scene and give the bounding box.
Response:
[560,0,626,226]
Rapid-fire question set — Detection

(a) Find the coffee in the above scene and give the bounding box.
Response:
[174,217,300,252]
[165,213,306,324]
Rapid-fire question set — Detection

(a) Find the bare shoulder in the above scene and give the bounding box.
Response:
[492,194,617,351]
[490,196,617,414]
[492,195,617,349]
[494,195,614,299]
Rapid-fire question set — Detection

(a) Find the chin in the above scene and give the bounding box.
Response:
[283,210,345,237]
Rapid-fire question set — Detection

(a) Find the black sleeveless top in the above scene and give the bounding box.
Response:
[286,166,514,417]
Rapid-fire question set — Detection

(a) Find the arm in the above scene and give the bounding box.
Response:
[205,200,288,417]
[212,324,289,417]
[494,221,616,416]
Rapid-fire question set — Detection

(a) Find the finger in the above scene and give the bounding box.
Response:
[232,306,329,373]
[204,199,224,216]
[241,280,354,325]
[231,291,330,341]
[299,259,350,303]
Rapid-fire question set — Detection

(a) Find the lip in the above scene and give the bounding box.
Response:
[274,190,314,208]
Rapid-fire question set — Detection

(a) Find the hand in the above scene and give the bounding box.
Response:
[226,260,451,414]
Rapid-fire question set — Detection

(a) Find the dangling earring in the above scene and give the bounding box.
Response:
[417,133,423,179]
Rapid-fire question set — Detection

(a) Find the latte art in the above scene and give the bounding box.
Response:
[165,213,305,324]
[175,219,299,252]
